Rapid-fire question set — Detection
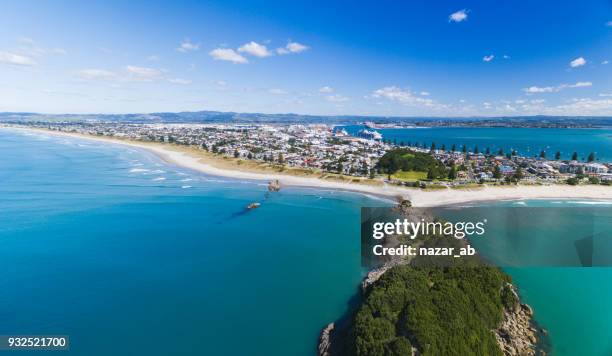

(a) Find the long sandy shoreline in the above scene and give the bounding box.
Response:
[6,126,612,206]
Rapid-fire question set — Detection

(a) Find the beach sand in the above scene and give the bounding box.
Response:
[6,126,612,207]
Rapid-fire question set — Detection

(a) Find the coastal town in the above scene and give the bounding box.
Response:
[12,121,612,186]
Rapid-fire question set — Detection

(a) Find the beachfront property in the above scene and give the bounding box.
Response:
[15,122,611,186]
[27,122,389,177]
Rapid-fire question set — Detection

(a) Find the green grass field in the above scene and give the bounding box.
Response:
[391,170,427,181]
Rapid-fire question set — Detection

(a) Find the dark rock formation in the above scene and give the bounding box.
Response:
[318,323,334,356]
[268,179,281,192]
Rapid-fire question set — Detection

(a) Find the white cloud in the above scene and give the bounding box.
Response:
[523,81,592,93]
[606,21,612,27]
[125,65,163,81]
[268,88,287,95]
[326,94,348,102]
[51,48,67,55]
[168,78,192,85]
[209,48,248,64]
[287,42,308,53]
[77,66,167,82]
[602,60,609,65]
[238,41,272,57]
[524,86,554,93]
[570,57,586,68]
[0,51,36,66]
[449,9,468,22]
[371,86,436,107]
[177,39,200,53]
[147,55,160,61]
[483,54,495,62]
[420,91,430,96]
[553,97,612,114]
[599,93,612,97]
[570,81,592,88]
[319,86,334,93]
[503,55,511,59]
[215,80,227,87]
[277,42,309,55]
[77,68,117,80]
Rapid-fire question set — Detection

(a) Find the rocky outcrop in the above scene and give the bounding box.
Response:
[361,259,406,292]
[494,285,539,355]
[318,323,334,356]
[268,179,281,192]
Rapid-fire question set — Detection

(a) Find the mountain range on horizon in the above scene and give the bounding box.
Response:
[2,111,612,126]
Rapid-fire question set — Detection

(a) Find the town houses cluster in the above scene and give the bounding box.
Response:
[17,122,612,185]
[33,122,389,177]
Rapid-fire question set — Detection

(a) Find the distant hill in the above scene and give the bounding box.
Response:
[1,111,611,127]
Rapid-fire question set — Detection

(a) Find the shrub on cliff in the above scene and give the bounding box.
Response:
[351,265,511,356]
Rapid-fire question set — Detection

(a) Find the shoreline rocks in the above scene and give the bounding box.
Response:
[494,284,539,355]
[317,323,334,356]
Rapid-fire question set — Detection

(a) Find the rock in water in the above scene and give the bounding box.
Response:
[268,179,281,192]
[318,323,334,356]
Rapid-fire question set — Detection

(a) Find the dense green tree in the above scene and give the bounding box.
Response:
[513,167,523,181]
[448,166,457,180]
[588,176,600,184]
[572,152,578,161]
[555,151,561,160]
[427,168,436,180]
[588,152,595,162]
[539,150,546,159]
[567,177,579,185]
[451,144,456,152]
[352,264,510,356]
[493,165,502,179]
[376,148,446,179]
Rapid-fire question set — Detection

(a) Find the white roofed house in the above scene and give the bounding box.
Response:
[584,163,608,175]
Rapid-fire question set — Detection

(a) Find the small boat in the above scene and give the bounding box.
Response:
[247,202,261,209]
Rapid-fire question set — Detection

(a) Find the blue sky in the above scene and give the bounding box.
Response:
[0,0,611,116]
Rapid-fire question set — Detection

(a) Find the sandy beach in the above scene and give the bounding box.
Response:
[6,126,612,207]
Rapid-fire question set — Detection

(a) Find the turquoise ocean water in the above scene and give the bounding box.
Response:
[342,126,612,162]
[1,128,611,355]
[0,129,386,355]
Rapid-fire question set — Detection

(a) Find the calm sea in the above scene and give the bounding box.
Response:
[342,125,612,162]
[1,128,611,355]
[0,129,386,355]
